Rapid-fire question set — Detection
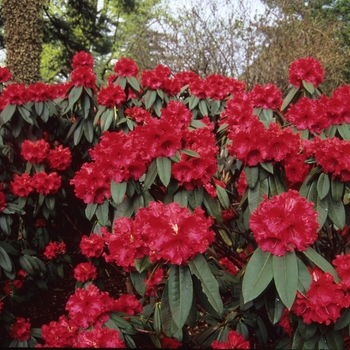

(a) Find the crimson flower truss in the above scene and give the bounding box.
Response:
[0,53,350,349]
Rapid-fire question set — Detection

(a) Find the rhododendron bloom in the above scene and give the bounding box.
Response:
[219,257,240,276]
[27,82,55,102]
[0,66,12,83]
[283,153,310,185]
[32,172,61,195]
[114,294,143,315]
[72,51,94,68]
[74,326,126,348]
[73,262,98,282]
[250,190,319,256]
[141,64,171,90]
[144,268,164,296]
[9,317,31,341]
[114,57,139,77]
[288,57,324,88]
[97,84,126,108]
[47,145,72,170]
[10,173,34,197]
[71,66,96,89]
[21,139,50,163]
[65,284,115,328]
[211,330,250,349]
[79,233,105,258]
[0,83,27,105]
[160,336,182,348]
[279,308,292,336]
[333,252,350,289]
[44,241,66,259]
[249,83,282,110]
[292,268,350,325]
[124,106,152,125]
[0,188,6,212]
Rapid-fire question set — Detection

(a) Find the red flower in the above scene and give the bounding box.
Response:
[114,294,143,315]
[21,139,50,164]
[72,51,94,69]
[124,106,152,125]
[211,330,250,349]
[0,189,6,212]
[0,83,27,105]
[97,84,126,108]
[288,57,324,88]
[250,190,319,256]
[141,64,171,90]
[160,335,182,348]
[71,66,96,89]
[10,173,34,197]
[333,252,350,289]
[292,267,350,325]
[41,316,78,348]
[32,172,61,195]
[79,233,105,258]
[283,153,310,186]
[47,145,72,170]
[189,76,207,99]
[219,257,240,276]
[0,67,12,83]
[144,268,164,296]
[9,317,31,341]
[74,326,126,348]
[73,262,98,282]
[27,82,55,102]
[237,171,247,197]
[249,83,282,110]
[279,308,293,336]
[65,284,115,328]
[44,241,66,259]
[114,57,139,77]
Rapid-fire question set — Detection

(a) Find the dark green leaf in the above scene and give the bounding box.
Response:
[188,95,200,109]
[260,161,274,174]
[126,76,140,92]
[144,160,157,191]
[173,189,188,207]
[0,103,16,126]
[297,257,312,295]
[156,157,172,187]
[272,251,298,309]
[111,180,127,205]
[327,194,346,229]
[134,255,151,273]
[203,191,222,222]
[281,87,299,111]
[199,100,208,116]
[337,123,350,140]
[83,120,94,142]
[188,187,204,209]
[168,265,193,329]
[145,90,157,110]
[242,247,273,303]
[95,200,109,226]
[153,302,162,334]
[303,247,340,282]
[216,185,230,209]
[114,197,134,219]
[130,270,148,296]
[317,173,330,200]
[248,178,268,213]
[85,202,98,221]
[0,246,13,272]
[334,308,350,331]
[316,194,328,229]
[244,165,259,189]
[69,85,83,110]
[19,255,34,275]
[325,332,343,350]
[188,254,223,314]
[331,178,344,202]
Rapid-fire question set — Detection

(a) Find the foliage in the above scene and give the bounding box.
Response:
[0,53,350,349]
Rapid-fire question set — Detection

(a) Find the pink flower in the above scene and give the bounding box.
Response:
[9,317,31,341]
[250,190,319,256]
[288,57,324,88]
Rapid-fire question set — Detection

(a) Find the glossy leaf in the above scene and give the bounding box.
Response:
[216,184,230,209]
[145,90,157,110]
[272,251,298,310]
[297,257,312,295]
[302,80,315,94]
[85,202,98,221]
[334,308,350,331]
[168,265,193,329]
[69,85,83,110]
[245,165,259,189]
[156,157,172,187]
[0,103,16,126]
[188,187,204,208]
[188,254,223,314]
[111,180,127,205]
[281,86,299,111]
[95,200,109,226]
[242,247,273,303]
[327,195,346,229]
[317,173,330,200]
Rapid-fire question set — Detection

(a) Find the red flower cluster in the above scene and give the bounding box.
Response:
[227,121,301,166]
[292,267,350,325]
[0,83,28,105]
[32,172,61,195]
[313,137,350,182]
[211,330,250,349]
[114,57,139,77]
[71,66,96,89]
[21,139,50,164]
[333,252,350,289]
[323,84,350,124]
[72,51,94,69]
[103,201,214,267]
[141,64,172,90]
[10,173,33,197]
[219,257,240,276]
[0,184,6,211]
[250,190,319,256]
[73,262,98,282]
[44,241,66,259]
[47,145,72,170]
[79,233,105,258]
[9,317,31,341]
[288,57,324,88]
[0,66,12,83]
[113,294,143,315]
[144,267,164,296]
[249,83,283,110]
[124,106,152,125]
[97,84,126,108]
[27,82,56,102]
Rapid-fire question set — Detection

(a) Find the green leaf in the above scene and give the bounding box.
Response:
[85,203,98,221]
[302,80,315,94]
[145,90,157,110]
[111,180,127,205]
[203,191,222,222]
[173,189,188,207]
[248,178,268,213]
[69,85,83,110]
[188,187,204,209]
[216,185,230,209]
[168,265,193,329]
[156,157,172,187]
[188,254,223,314]
[95,200,109,226]
[188,95,199,109]
[18,105,33,124]
[316,194,328,229]
[325,331,344,350]
[0,246,13,272]
[303,247,340,282]
[242,247,273,303]
[296,257,312,295]
[130,270,148,296]
[126,76,140,92]
[327,194,346,229]
[199,99,208,116]
[83,120,94,142]
[337,122,350,140]
[0,103,16,126]
[114,197,134,219]
[330,177,344,202]
[19,255,34,275]
[134,255,152,273]
[260,161,274,174]
[317,173,330,200]
[281,87,299,111]
[244,165,259,189]
[272,251,298,310]
[181,148,200,157]
[334,308,350,331]
[153,302,162,334]
[143,159,157,191]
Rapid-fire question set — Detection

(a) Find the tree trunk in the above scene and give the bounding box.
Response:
[3,0,43,84]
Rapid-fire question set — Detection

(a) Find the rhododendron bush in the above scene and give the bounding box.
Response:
[0,54,350,348]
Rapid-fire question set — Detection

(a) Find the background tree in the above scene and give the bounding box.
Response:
[2,0,43,84]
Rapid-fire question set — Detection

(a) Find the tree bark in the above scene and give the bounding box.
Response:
[3,0,43,84]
